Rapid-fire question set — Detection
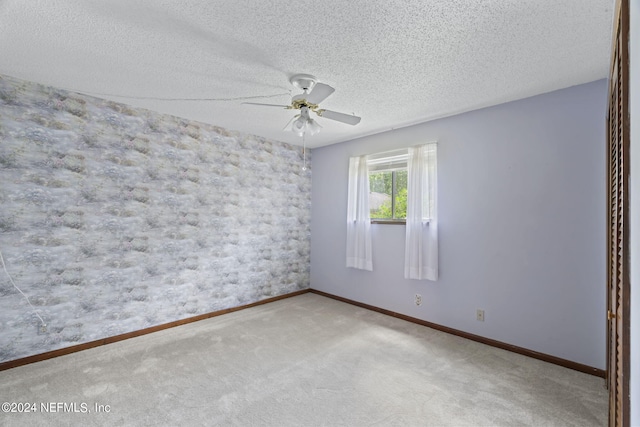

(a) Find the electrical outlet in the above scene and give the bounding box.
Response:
[476,309,485,322]
[415,294,422,306]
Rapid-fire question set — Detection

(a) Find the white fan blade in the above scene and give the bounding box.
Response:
[306,83,335,105]
[317,109,361,125]
[242,102,290,108]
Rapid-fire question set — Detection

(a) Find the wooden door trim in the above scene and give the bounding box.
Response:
[607,1,631,425]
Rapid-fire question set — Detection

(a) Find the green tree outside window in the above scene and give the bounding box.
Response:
[369,170,407,220]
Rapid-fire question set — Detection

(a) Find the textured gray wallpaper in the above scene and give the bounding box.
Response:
[0,74,311,363]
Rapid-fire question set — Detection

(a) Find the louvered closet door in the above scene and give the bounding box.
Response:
[606,1,629,425]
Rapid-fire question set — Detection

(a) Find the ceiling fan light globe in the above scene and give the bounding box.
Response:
[307,119,321,136]
[292,117,306,133]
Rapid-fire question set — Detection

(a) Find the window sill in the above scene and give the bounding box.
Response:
[370,219,431,225]
[371,220,406,225]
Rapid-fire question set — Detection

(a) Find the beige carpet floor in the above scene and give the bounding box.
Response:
[0,293,607,426]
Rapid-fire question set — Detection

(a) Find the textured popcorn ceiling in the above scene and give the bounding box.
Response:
[0,0,614,148]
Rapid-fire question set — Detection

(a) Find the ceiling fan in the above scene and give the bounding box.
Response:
[243,74,361,137]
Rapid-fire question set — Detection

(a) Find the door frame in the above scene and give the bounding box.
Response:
[606,1,630,426]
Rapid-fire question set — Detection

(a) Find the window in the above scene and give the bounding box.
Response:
[367,149,409,222]
[347,144,437,275]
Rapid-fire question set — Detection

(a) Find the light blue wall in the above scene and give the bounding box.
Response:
[0,74,311,363]
[311,80,608,369]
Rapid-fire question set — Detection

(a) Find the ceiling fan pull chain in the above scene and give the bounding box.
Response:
[302,133,307,171]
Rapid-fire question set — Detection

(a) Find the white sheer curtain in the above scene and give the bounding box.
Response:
[346,155,373,271]
[404,144,438,280]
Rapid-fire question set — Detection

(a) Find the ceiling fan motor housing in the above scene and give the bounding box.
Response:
[289,74,317,91]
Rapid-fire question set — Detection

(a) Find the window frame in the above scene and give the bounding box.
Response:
[367,149,409,225]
